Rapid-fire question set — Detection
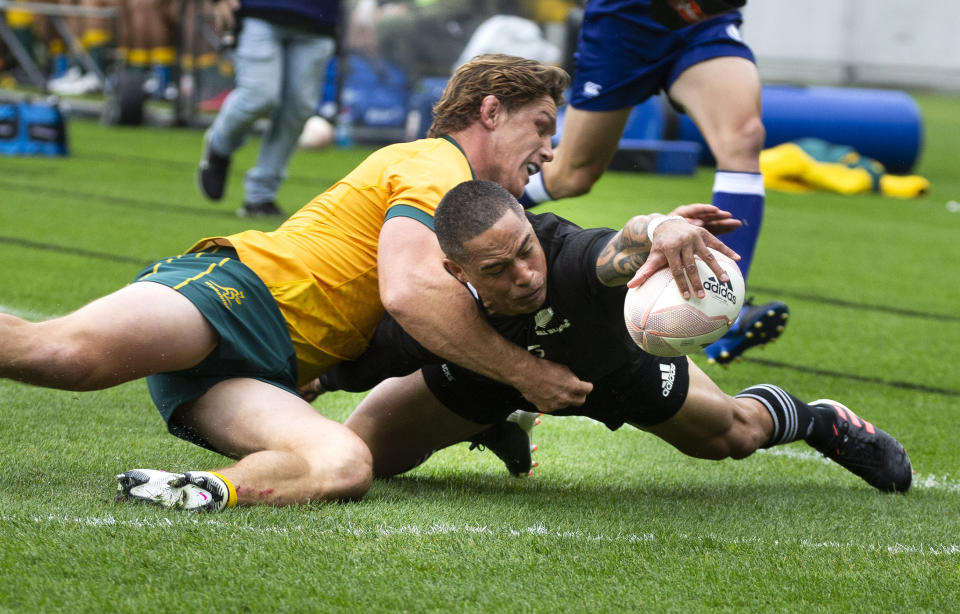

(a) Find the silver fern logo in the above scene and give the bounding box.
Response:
[535,307,554,329]
[534,307,572,336]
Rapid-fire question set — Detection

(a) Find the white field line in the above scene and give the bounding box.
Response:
[0,305,954,552]
[3,450,958,556]
[4,513,959,557]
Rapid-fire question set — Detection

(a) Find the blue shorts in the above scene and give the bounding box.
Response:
[133,248,299,450]
[569,1,754,111]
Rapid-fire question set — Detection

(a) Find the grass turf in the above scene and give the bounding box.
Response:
[0,92,958,613]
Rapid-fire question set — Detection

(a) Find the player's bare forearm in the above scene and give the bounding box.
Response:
[388,278,508,380]
[596,215,653,286]
[385,264,590,411]
[379,216,592,411]
[379,217,509,377]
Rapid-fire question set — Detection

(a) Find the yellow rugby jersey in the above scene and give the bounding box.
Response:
[189,136,474,383]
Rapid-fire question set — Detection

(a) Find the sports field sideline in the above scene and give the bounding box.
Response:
[0,92,958,612]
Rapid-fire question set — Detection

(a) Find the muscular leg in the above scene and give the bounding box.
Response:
[637,357,772,460]
[180,378,372,504]
[344,371,488,478]
[637,358,913,492]
[668,56,788,366]
[0,281,217,390]
[539,107,633,200]
[668,56,765,278]
[668,56,764,173]
[79,0,114,75]
[125,0,155,74]
[0,281,372,506]
[146,0,176,98]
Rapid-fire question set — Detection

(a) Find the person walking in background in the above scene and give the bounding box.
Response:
[197,0,338,217]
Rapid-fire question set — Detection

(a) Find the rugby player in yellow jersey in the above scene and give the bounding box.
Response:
[0,55,723,510]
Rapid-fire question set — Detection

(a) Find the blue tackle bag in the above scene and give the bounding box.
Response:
[0,99,69,156]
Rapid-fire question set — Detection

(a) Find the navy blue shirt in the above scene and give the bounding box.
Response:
[241,0,339,34]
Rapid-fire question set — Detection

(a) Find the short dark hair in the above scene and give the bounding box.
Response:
[428,54,569,138]
[434,180,524,262]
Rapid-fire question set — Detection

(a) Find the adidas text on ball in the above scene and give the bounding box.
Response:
[623,248,745,357]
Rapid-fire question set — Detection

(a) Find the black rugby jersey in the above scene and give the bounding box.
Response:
[322,211,645,391]
[483,211,636,381]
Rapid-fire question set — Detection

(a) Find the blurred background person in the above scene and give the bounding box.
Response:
[196,0,339,217]
[47,0,116,95]
[113,0,178,100]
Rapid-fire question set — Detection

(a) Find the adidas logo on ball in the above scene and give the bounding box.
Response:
[623,249,745,357]
[704,275,739,304]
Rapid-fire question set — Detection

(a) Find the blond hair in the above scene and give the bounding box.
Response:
[427,54,569,138]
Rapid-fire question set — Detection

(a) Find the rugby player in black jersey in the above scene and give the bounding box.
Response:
[318,180,912,493]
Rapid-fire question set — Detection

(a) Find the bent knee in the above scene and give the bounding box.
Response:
[333,439,374,500]
[233,86,281,117]
[740,117,766,158]
[714,116,766,169]
[306,436,373,501]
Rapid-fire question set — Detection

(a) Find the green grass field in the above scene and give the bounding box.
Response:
[1,93,958,613]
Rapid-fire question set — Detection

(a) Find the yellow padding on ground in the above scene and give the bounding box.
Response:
[760,141,930,198]
[880,174,930,198]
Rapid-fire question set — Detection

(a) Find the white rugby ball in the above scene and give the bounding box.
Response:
[623,248,744,357]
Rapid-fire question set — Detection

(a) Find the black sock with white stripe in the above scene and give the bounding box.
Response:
[736,384,816,447]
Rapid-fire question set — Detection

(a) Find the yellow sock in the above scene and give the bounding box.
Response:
[6,6,34,28]
[81,28,111,49]
[209,471,238,508]
[49,39,66,57]
[150,45,176,67]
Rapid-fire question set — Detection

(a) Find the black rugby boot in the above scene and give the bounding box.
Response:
[197,130,231,201]
[807,399,912,493]
[468,411,540,477]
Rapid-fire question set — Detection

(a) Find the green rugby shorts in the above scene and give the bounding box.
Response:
[133,248,299,450]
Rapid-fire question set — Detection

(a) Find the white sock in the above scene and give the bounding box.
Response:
[523,171,553,204]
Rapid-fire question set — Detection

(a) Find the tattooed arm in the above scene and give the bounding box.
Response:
[596,212,740,298]
[596,215,657,287]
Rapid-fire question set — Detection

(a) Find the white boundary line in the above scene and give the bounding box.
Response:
[4,513,958,557]
[1,301,956,554]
